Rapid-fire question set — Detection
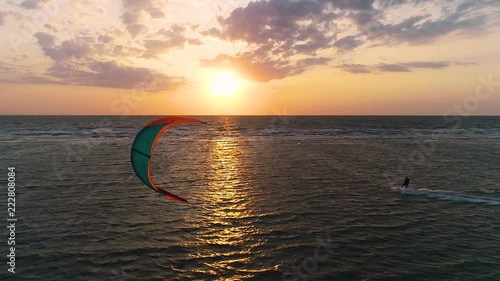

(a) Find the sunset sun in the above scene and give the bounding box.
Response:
[209,70,243,98]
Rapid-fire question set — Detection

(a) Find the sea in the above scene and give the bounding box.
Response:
[0,116,499,281]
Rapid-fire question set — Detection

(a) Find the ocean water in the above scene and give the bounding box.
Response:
[0,116,499,281]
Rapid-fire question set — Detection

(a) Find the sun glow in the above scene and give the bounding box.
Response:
[209,70,243,98]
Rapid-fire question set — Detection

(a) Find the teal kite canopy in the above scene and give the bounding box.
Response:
[130,116,206,202]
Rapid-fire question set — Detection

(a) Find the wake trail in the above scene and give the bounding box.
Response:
[391,187,500,205]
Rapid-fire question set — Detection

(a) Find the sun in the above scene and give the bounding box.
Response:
[209,70,243,98]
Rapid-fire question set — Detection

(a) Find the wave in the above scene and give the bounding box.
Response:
[391,187,500,205]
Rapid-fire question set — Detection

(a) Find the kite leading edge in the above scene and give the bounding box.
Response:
[130,116,206,202]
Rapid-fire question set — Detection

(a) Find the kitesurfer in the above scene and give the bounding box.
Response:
[401,176,410,188]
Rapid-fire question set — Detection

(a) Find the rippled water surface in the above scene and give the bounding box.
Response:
[1,116,499,280]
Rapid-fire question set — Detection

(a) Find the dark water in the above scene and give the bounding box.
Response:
[0,116,499,280]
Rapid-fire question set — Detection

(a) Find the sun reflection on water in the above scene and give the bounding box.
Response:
[184,133,273,280]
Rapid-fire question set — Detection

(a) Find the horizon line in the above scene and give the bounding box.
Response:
[1,114,500,117]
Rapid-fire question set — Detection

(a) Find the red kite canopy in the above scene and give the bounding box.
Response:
[130,116,206,202]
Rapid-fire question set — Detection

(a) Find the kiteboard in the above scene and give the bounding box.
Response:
[392,186,419,193]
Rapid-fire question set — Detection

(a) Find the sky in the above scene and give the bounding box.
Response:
[0,0,499,115]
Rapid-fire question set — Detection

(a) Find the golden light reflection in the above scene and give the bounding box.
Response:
[183,118,275,280]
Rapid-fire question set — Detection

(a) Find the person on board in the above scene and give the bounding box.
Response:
[401,176,410,188]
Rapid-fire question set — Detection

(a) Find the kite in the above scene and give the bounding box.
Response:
[130,116,206,202]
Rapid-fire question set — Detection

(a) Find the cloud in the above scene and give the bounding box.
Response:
[97,34,114,44]
[142,25,202,58]
[338,61,451,73]
[294,57,331,73]
[404,61,449,69]
[34,31,142,60]
[19,0,51,9]
[29,31,186,90]
[202,53,329,82]
[0,10,23,25]
[338,63,372,74]
[0,61,59,84]
[369,12,488,45]
[216,0,337,53]
[334,36,364,52]
[377,63,412,72]
[34,32,91,60]
[377,61,449,72]
[125,24,148,37]
[456,0,500,13]
[356,0,500,45]
[121,0,167,37]
[202,53,290,82]
[44,23,58,32]
[454,61,477,66]
[201,0,368,79]
[47,60,186,91]
[203,0,499,81]
[34,32,56,48]
[0,12,7,25]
